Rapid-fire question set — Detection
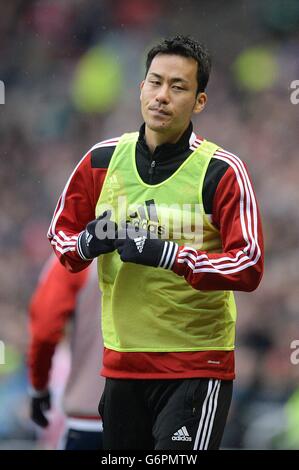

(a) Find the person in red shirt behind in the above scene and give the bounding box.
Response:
[28,255,104,450]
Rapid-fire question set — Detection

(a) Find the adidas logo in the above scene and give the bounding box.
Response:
[129,199,165,237]
[171,426,192,442]
[108,174,120,189]
[134,236,146,253]
[85,230,93,246]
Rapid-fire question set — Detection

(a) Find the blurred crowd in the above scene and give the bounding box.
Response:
[0,0,299,449]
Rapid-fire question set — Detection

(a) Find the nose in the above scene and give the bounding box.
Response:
[155,84,170,104]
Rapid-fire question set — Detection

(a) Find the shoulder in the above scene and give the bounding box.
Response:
[208,144,250,184]
[202,141,246,214]
[89,136,121,169]
[193,132,246,170]
[210,146,252,191]
[204,140,248,182]
[212,146,247,172]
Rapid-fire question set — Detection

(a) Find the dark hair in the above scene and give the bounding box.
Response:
[145,35,211,94]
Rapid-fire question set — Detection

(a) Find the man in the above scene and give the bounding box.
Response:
[48,35,264,450]
[28,256,104,450]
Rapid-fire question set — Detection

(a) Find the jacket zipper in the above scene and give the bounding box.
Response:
[148,160,156,184]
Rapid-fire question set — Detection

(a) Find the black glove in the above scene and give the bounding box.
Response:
[77,210,117,260]
[30,389,51,428]
[114,223,178,269]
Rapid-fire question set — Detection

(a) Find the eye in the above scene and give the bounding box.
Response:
[172,85,184,91]
[149,80,160,86]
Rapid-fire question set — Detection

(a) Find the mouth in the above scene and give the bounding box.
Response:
[148,107,171,116]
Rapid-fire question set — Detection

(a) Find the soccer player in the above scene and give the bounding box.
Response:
[48,35,264,450]
[28,256,104,450]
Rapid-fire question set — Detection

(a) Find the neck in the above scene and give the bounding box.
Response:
[145,124,189,154]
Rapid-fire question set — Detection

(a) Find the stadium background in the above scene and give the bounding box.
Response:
[0,0,299,449]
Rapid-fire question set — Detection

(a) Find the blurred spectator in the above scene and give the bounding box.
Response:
[27,256,103,450]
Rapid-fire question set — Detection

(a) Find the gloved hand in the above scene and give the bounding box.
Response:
[77,210,117,260]
[30,389,51,428]
[114,223,178,269]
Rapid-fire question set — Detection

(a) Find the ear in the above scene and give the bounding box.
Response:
[140,80,145,101]
[193,92,207,114]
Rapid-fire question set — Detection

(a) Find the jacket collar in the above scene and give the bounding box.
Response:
[137,122,193,162]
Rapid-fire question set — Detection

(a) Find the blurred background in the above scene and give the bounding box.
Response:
[0,0,299,450]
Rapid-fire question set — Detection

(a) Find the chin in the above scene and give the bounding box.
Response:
[147,119,170,132]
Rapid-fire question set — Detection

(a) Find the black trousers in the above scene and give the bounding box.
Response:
[99,378,232,450]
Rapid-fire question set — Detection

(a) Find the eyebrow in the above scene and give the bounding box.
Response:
[148,72,189,84]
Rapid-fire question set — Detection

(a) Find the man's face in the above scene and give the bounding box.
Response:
[140,53,206,137]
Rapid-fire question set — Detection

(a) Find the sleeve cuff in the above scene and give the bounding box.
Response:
[77,231,93,261]
[28,386,49,398]
[158,241,179,269]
